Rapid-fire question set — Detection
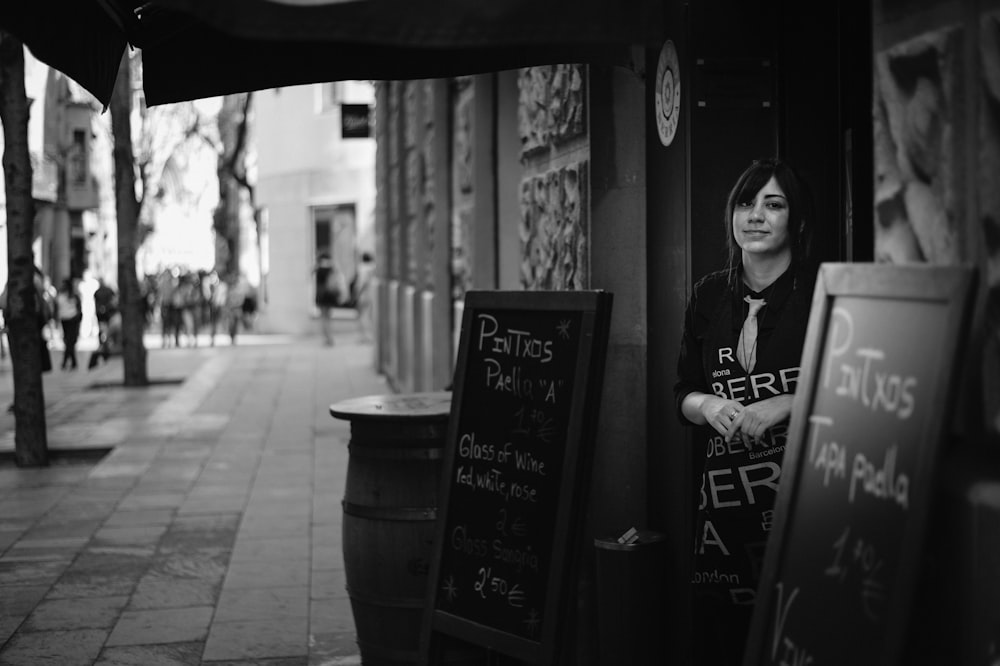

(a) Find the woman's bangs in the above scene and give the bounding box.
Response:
[734,167,774,204]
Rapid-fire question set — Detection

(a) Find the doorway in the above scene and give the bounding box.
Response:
[312,203,358,304]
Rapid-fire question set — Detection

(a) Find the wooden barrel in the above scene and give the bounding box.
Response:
[330,391,452,665]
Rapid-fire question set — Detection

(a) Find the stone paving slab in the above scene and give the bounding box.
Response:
[0,324,383,664]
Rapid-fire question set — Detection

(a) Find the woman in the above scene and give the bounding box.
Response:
[55,278,83,370]
[674,158,817,665]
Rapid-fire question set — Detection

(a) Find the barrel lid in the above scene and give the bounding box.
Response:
[329,391,452,422]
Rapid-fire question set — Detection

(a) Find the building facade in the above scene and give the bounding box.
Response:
[253,81,376,336]
[0,53,104,300]
[370,0,1000,663]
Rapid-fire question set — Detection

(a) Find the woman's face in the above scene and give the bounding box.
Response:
[731,176,791,259]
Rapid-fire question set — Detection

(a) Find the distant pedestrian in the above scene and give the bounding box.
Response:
[77,273,99,339]
[0,269,53,411]
[158,268,179,348]
[88,310,122,370]
[40,273,58,342]
[5,268,56,374]
[240,282,258,332]
[225,276,247,345]
[93,278,117,350]
[208,272,228,346]
[55,278,83,370]
[34,268,53,374]
[314,254,345,346]
[175,272,200,347]
[141,274,158,332]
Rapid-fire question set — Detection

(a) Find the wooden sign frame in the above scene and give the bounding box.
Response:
[421,290,613,665]
[743,263,977,666]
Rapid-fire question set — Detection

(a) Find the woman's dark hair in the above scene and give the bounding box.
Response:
[723,158,814,285]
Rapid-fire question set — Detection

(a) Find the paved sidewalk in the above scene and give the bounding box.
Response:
[0,319,388,665]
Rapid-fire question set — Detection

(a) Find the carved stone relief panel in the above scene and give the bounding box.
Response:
[406,134,423,220]
[451,77,475,299]
[979,10,1000,437]
[550,64,586,144]
[452,208,474,299]
[388,81,400,165]
[406,146,422,281]
[980,11,1000,294]
[388,166,401,278]
[873,26,961,265]
[518,66,552,156]
[404,80,419,149]
[374,82,388,282]
[519,161,589,291]
[422,80,438,289]
[402,82,424,283]
[387,81,402,281]
[454,91,474,195]
[423,80,435,124]
[388,159,400,224]
[518,65,587,158]
[423,130,436,289]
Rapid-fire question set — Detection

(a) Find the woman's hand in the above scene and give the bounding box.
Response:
[725,394,794,443]
[695,394,745,438]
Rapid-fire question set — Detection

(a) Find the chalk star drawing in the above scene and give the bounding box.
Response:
[535,417,556,443]
[556,319,572,340]
[523,608,541,636]
[442,575,458,603]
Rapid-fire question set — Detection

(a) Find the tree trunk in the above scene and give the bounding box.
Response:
[214,93,253,281]
[0,32,48,466]
[213,178,240,279]
[110,53,147,386]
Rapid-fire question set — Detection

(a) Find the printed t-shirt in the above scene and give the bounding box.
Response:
[674,265,815,664]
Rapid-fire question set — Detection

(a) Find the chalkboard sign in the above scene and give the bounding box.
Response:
[421,290,613,665]
[743,264,976,666]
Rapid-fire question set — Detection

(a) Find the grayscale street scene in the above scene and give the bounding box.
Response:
[2,1,1000,665]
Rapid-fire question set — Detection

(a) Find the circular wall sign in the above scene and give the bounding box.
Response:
[655,40,681,147]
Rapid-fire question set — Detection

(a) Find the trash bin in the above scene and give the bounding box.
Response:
[594,529,669,666]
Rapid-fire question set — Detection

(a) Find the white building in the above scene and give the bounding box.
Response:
[253,81,376,335]
[0,50,105,293]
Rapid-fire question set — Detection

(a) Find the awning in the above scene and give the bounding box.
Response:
[1,0,663,107]
[150,0,662,49]
[0,1,133,108]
